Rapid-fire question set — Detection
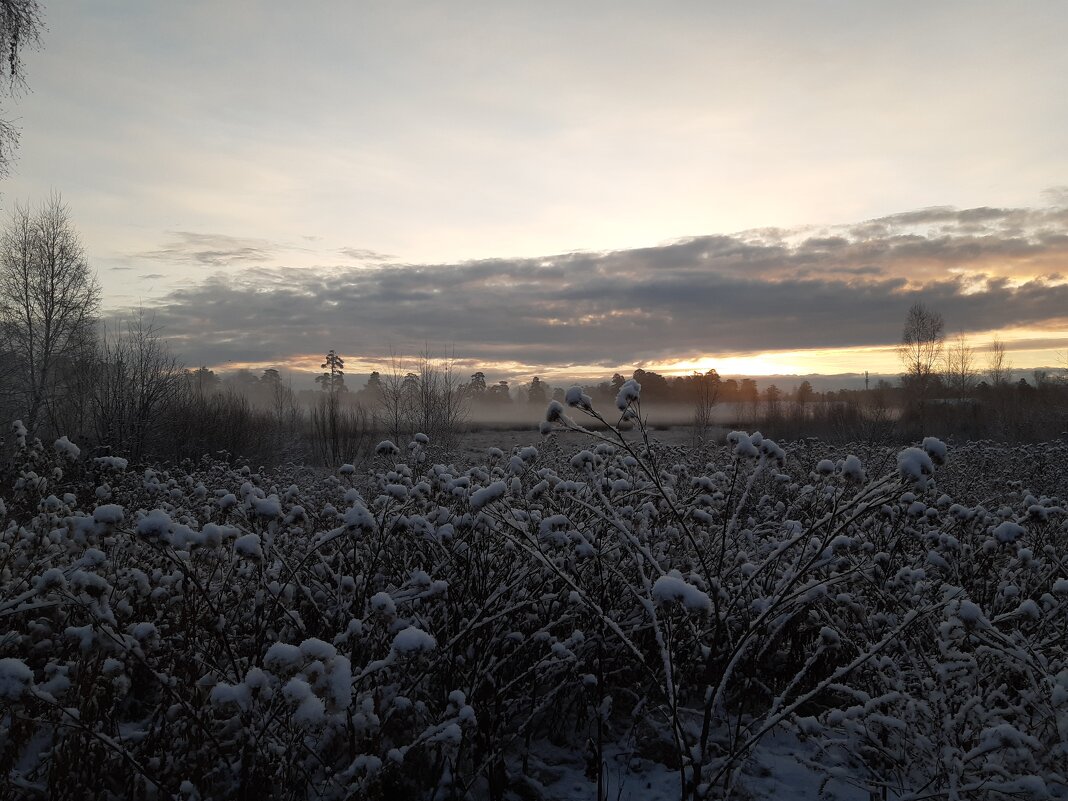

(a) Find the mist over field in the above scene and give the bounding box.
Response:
[2,2,1068,800]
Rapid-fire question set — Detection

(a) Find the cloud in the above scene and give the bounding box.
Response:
[338,247,396,263]
[139,273,166,280]
[134,231,281,267]
[1042,187,1068,206]
[123,203,1068,372]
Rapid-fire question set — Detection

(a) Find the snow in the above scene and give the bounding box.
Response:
[93,456,128,470]
[37,567,66,590]
[0,658,34,700]
[64,625,95,652]
[299,638,336,661]
[841,454,865,482]
[130,622,157,641]
[922,436,948,465]
[200,523,235,546]
[375,440,400,457]
[615,378,641,411]
[927,550,950,569]
[54,436,80,459]
[343,504,375,531]
[264,642,303,673]
[209,681,251,711]
[651,574,712,612]
[392,626,437,653]
[250,495,282,518]
[324,655,352,710]
[727,431,760,458]
[994,521,1026,543]
[430,722,462,745]
[469,480,507,511]
[92,504,125,525]
[564,385,593,410]
[1016,599,1041,619]
[283,677,325,726]
[512,731,865,801]
[233,533,263,560]
[136,509,172,537]
[896,447,935,484]
[369,592,396,616]
[79,548,107,568]
[570,450,600,470]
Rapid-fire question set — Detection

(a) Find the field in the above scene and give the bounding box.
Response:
[2,397,1068,800]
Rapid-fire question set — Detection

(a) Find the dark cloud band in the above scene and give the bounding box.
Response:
[125,202,1068,370]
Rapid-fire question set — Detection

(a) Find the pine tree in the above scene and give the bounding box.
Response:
[317,349,346,393]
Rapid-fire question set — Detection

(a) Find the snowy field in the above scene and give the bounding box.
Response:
[2,389,1068,800]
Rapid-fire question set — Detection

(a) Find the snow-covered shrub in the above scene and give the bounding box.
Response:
[1,418,1066,799]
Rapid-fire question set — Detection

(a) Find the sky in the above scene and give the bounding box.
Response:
[3,0,1068,385]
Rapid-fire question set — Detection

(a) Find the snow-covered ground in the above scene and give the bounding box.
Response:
[520,732,867,801]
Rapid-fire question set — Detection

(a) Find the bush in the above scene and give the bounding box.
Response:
[0,403,1066,799]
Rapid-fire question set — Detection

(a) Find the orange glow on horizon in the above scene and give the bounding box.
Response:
[209,326,1068,386]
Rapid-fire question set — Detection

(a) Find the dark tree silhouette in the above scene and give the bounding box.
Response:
[0,0,45,176]
[527,376,547,405]
[317,349,345,393]
[0,194,99,435]
[899,302,945,396]
[467,371,487,400]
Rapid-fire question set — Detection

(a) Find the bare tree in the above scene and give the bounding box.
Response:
[413,344,468,449]
[899,302,944,404]
[377,350,411,445]
[987,336,1012,388]
[376,346,469,448]
[92,310,183,459]
[262,368,299,430]
[691,369,720,446]
[310,391,373,466]
[943,332,977,402]
[0,195,100,436]
[0,0,45,176]
[859,379,896,444]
